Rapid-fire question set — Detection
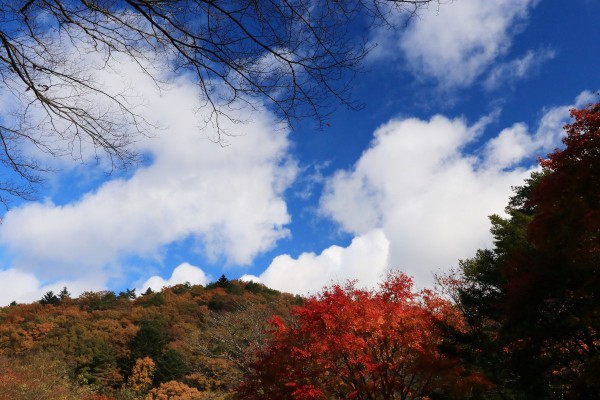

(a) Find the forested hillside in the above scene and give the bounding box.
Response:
[0,277,301,399]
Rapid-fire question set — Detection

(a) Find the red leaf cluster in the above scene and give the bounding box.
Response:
[532,102,600,258]
[237,273,488,399]
[501,101,600,395]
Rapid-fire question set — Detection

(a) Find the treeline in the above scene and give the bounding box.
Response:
[0,102,598,399]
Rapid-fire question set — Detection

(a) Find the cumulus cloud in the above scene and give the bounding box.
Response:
[484,90,597,168]
[0,269,49,305]
[0,57,297,288]
[318,93,589,287]
[0,268,105,306]
[241,229,390,295]
[371,0,538,88]
[140,262,210,292]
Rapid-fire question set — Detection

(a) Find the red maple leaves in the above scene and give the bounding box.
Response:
[238,273,488,399]
[531,101,600,259]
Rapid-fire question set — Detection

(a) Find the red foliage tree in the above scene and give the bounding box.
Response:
[499,101,600,396]
[530,101,600,258]
[237,273,487,400]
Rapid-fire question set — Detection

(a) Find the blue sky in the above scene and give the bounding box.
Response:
[0,0,598,305]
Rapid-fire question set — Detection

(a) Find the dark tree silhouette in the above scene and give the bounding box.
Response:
[449,101,600,398]
[39,290,60,305]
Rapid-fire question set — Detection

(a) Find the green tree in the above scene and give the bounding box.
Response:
[39,291,60,306]
[154,348,188,384]
[128,318,188,385]
[58,287,71,301]
[214,275,231,289]
[76,338,124,388]
[130,319,169,361]
[118,288,137,300]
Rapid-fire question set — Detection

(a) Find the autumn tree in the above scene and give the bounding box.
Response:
[128,357,156,395]
[0,352,93,400]
[193,287,298,396]
[504,101,599,397]
[146,380,203,400]
[237,272,486,400]
[451,101,600,398]
[0,0,439,205]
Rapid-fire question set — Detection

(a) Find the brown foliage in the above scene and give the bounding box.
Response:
[0,352,92,400]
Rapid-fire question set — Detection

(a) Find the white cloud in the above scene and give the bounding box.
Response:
[0,57,297,287]
[484,48,556,90]
[484,90,597,168]
[319,94,587,287]
[0,267,105,306]
[0,269,45,305]
[243,229,390,295]
[140,262,210,292]
[372,0,538,88]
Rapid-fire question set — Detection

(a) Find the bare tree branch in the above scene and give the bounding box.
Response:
[0,0,439,205]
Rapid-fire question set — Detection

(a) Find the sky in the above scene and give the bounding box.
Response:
[0,0,598,305]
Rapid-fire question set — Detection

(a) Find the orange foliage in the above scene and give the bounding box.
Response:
[129,357,156,394]
[0,280,302,398]
[0,321,54,354]
[0,352,91,400]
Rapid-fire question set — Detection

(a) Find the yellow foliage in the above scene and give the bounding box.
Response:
[129,357,156,394]
[146,381,203,400]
